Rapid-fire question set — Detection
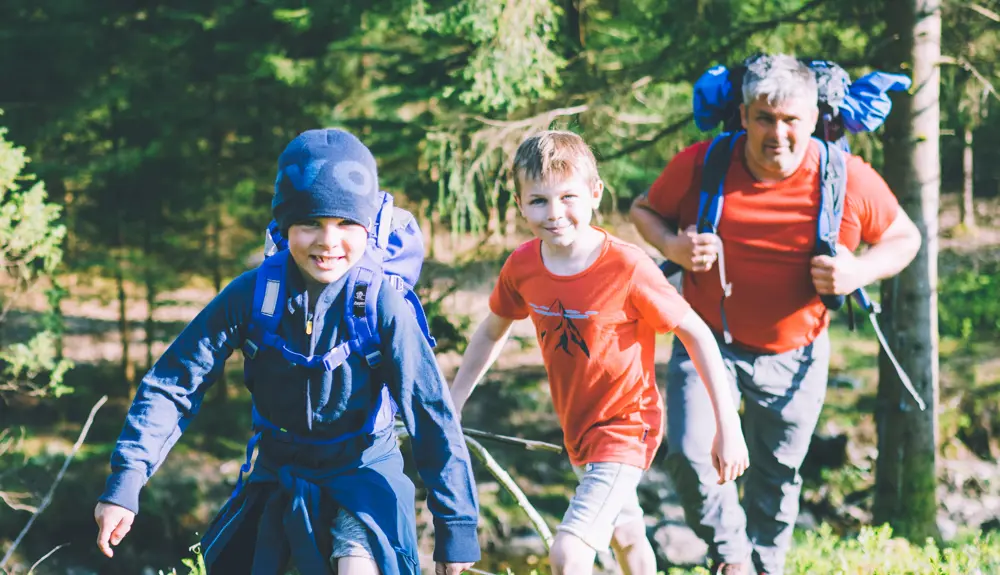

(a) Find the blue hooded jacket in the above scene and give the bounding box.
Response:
[99,258,480,574]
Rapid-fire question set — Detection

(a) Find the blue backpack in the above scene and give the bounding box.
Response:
[665,57,926,410]
[664,57,913,337]
[659,130,849,344]
[247,189,436,370]
[227,191,436,501]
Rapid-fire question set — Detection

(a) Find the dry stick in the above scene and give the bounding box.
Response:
[26,543,69,575]
[0,396,109,570]
[393,424,555,551]
[463,436,554,552]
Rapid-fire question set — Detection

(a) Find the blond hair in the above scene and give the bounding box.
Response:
[511,130,600,195]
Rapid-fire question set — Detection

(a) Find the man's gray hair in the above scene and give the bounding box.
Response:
[742,54,818,106]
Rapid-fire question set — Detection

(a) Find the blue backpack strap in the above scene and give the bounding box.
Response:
[374,191,394,251]
[244,250,290,359]
[660,131,739,278]
[402,289,437,348]
[344,256,384,367]
[814,137,849,311]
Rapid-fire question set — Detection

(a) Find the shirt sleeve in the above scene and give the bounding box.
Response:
[378,283,481,563]
[99,270,252,514]
[488,252,530,320]
[840,155,901,250]
[645,141,710,220]
[626,253,693,333]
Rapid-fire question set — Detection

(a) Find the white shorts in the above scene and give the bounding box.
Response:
[556,462,646,551]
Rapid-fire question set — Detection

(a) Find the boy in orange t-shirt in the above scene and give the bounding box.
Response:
[449,130,749,575]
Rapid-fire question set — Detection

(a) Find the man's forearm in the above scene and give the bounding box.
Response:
[630,196,679,259]
[855,215,922,286]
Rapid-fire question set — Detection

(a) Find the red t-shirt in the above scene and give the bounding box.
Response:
[647,136,900,353]
[490,231,692,469]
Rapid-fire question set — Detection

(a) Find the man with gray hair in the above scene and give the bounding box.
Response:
[630,54,921,574]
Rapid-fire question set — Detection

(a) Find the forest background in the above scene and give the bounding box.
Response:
[2,1,1000,573]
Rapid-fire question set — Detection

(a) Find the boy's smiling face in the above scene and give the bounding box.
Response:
[517,171,603,248]
[287,217,368,287]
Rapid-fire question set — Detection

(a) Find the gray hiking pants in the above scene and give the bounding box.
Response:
[664,329,829,575]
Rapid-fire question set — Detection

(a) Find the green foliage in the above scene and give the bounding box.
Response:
[662,525,1000,574]
[160,543,207,575]
[409,0,566,112]
[0,117,73,398]
[938,264,1000,341]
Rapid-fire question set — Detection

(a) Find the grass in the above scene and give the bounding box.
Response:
[160,524,1000,575]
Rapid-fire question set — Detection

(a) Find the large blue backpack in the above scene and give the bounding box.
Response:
[659,130,850,344]
[227,191,436,501]
[664,56,925,410]
[247,189,436,371]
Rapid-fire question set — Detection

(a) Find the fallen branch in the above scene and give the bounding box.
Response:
[462,428,563,454]
[0,396,108,570]
[26,543,68,575]
[393,423,556,551]
[463,436,555,551]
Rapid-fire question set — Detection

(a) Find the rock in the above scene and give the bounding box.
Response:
[652,521,708,567]
[796,509,818,530]
[937,513,959,542]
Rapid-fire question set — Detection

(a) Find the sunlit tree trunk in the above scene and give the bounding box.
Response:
[961,126,975,230]
[873,0,941,541]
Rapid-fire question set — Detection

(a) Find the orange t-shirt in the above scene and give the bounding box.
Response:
[646,136,900,353]
[489,231,692,469]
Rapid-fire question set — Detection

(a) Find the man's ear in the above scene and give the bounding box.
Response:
[740,103,749,130]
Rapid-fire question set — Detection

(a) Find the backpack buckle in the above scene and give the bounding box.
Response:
[242,339,259,360]
[365,349,382,366]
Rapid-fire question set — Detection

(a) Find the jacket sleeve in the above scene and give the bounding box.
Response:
[377,281,481,563]
[98,270,255,514]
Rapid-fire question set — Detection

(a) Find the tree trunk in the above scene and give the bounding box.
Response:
[873,0,941,541]
[115,253,135,396]
[961,126,975,230]
[144,226,156,372]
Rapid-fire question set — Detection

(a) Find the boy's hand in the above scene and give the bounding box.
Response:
[435,562,474,574]
[711,422,750,485]
[668,225,719,273]
[94,501,135,558]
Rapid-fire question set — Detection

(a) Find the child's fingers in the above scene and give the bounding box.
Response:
[96,519,116,558]
[110,513,134,546]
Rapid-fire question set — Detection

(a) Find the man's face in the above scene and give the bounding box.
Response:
[741,94,819,180]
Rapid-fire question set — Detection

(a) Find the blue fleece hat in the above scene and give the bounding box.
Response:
[272,128,380,232]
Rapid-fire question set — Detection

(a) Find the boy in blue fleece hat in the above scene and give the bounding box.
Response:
[94,128,481,575]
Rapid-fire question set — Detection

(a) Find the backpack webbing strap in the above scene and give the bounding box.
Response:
[375,191,394,251]
[659,132,739,279]
[699,132,740,344]
[815,138,849,311]
[344,257,384,367]
[244,250,291,360]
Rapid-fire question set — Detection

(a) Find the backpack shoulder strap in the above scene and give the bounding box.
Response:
[815,137,849,310]
[374,191,394,251]
[343,255,384,367]
[696,131,742,234]
[244,249,289,359]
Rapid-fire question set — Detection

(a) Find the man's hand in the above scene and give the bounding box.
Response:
[435,562,474,574]
[711,421,750,485]
[810,245,865,296]
[669,225,720,272]
[94,501,135,558]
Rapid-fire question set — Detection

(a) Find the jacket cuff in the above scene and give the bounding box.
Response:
[99,468,146,514]
[432,519,481,563]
